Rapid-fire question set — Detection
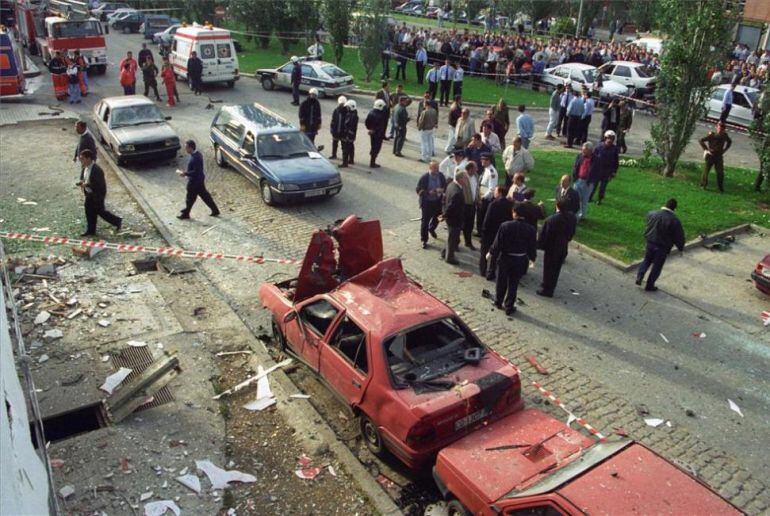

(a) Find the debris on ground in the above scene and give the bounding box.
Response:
[692,332,706,339]
[728,399,744,417]
[243,365,276,411]
[453,271,473,278]
[196,459,256,490]
[58,484,75,500]
[143,500,181,516]
[99,367,132,395]
[212,358,292,400]
[659,333,669,343]
[645,418,665,428]
[175,474,202,494]
[526,355,549,375]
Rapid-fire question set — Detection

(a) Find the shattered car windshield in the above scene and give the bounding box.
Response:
[384,317,482,388]
[110,105,165,128]
[257,131,316,159]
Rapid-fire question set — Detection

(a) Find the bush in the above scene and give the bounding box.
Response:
[550,17,575,37]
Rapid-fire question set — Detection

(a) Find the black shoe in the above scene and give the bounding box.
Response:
[505,306,517,316]
[177,214,190,220]
[329,155,337,160]
[635,278,642,286]
[536,289,553,298]
[645,285,658,292]
[466,243,476,251]
[339,163,348,168]
[446,258,459,265]
[80,232,95,237]
[394,152,404,157]
[370,163,381,168]
[290,102,299,106]
[429,229,438,239]
[422,242,428,249]
[440,249,446,259]
[210,211,220,217]
[493,301,503,310]
[115,219,122,232]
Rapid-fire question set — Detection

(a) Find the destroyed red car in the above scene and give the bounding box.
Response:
[259,216,522,468]
[751,254,770,295]
[433,408,741,515]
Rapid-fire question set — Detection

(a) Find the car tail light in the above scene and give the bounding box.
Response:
[406,420,436,446]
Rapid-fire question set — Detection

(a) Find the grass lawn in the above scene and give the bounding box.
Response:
[231,33,550,108]
[522,150,769,263]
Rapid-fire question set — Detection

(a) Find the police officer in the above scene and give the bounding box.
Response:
[365,99,388,168]
[299,88,322,143]
[176,140,220,220]
[699,122,732,192]
[290,56,302,106]
[340,99,358,168]
[488,204,537,315]
[186,51,203,96]
[329,95,348,160]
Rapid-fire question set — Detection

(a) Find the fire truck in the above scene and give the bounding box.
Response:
[15,0,106,73]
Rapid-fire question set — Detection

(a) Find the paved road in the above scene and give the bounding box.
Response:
[3,30,769,512]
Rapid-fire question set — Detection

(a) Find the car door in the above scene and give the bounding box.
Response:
[285,297,341,371]
[215,41,236,78]
[708,89,724,119]
[731,92,753,127]
[300,63,318,92]
[612,64,633,87]
[235,130,261,183]
[275,63,293,88]
[319,316,369,405]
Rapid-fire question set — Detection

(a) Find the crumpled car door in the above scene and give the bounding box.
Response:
[294,230,338,303]
[332,215,383,280]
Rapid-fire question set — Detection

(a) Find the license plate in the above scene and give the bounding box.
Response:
[454,407,490,431]
[304,188,326,198]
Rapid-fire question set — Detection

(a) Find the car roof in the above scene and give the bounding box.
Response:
[715,84,759,94]
[217,103,294,132]
[556,63,595,70]
[102,95,156,108]
[328,258,455,339]
[608,60,646,67]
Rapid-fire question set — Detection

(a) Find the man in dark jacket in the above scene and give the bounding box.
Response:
[375,81,391,140]
[186,51,203,95]
[365,99,388,168]
[480,186,512,279]
[141,56,161,101]
[392,95,410,157]
[554,174,580,215]
[488,205,537,315]
[329,95,348,160]
[73,121,96,164]
[618,100,632,153]
[601,98,620,134]
[635,198,685,292]
[340,99,358,167]
[176,140,219,220]
[299,88,322,143]
[137,43,153,67]
[537,199,576,297]
[441,172,465,265]
[416,160,447,249]
[290,56,302,105]
[590,131,620,205]
[571,142,601,221]
[699,122,732,192]
[77,150,122,236]
[514,190,546,229]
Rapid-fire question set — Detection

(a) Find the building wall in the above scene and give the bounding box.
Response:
[744,0,770,23]
[0,288,51,515]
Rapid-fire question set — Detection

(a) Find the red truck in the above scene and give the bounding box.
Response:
[259,216,742,514]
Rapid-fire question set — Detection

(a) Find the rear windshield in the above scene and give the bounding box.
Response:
[257,131,316,159]
[321,64,347,78]
[635,66,653,78]
[384,317,482,388]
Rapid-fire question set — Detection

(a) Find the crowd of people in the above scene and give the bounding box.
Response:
[115,44,185,106]
[712,44,770,90]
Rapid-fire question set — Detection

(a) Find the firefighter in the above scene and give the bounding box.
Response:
[160,61,179,107]
[49,50,68,101]
[73,50,88,96]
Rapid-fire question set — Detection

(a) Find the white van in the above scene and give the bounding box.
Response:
[170,23,239,88]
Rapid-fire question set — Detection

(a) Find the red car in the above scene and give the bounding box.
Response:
[752,254,770,295]
[259,216,522,468]
[434,408,741,515]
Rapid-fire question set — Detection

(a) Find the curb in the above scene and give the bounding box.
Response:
[99,143,403,516]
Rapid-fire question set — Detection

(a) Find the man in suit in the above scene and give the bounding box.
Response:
[514,190,546,229]
[392,95,410,157]
[415,45,427,85]
[554,174,580,215]
[635,198,685,292]
[73,121,96,164]
[77,150,122,236]
[416,160,446,249]
[488,204,537,315]
[375,81,392,140]
[186,50,203,96]
[537,199,577,297]
[176,140,220,220]
[441,171,466,265]
[480,186,512,280]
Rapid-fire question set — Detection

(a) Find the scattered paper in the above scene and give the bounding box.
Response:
[290,394,311,399]
[34,311,51,325]
[100,367,133,395]
[101,355,110,362]
[22,201,38,206]
[44,329,63,341]
[127,340,147,347]
[295,467,322,480]
[144,500,180,516]
[38,354,49,364]
[140,492,153,502]
[570,289,580,296]
[98,319,111,328]
[215,350,252,357]
[644,418,665,428]
[243,397,276,411]
[175,474,201,494]
[692,332,706,339]
[566,414,576,427]
[327,465,337,477]
[761,311,770,327]
[196,459,256,489]
[728,399,744,417]
[59,485,75,500]
[244,365,277,411]
[659,333,669,343]
[32,227,50,232]
[212,358,292,400]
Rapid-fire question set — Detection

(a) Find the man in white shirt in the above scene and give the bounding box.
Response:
[307,39,324,60]
[502,136,534,186]
[481,124,501,153]
[477,153,498,234]
[439,147,468,179]
[453,64,464,99]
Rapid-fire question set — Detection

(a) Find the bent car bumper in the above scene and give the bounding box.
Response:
[270,185,342,203]
[751,271,770,295]
[117,145,180,162]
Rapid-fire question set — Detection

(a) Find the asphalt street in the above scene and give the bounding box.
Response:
[2,30,769,511]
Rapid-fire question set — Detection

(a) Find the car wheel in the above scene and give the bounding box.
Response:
[446,499,470,516]
[214,145,227,168]
[123,26,131,34]
[260,180,275,206]
[261,76,275,90]
[271,319,287,351]
[360,415,386,457]
[226,81,235,88]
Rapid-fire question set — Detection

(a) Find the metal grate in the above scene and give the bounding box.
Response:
[111,346,175,411]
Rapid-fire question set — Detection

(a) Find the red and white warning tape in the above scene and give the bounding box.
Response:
[531,380,608,442]
[0,231,301,266]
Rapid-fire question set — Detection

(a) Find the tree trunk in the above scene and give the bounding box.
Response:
[663,159,676,177]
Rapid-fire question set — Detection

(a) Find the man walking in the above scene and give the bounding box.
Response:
[699,122,732,192]
[590,130,619,205]
[537,199,576,297]
[516,105,534,149]
[138,42,153,66]
[720,83,735,123]
[635,199,685,292]
[438,59,453,107]
[329,95,348,160]
[176,140,220,220]
[417,96,438,162]
[290,56,302,106]
[186,51,203,96]
[141,56,161,101]
[480,186,512,279]
[441,171,466,265]
[299,88,322,143]
[557,85,573,138]
[571,142,600,221]
[77,150,122,236]
[365,99,388,168]
[415,45,427,85]
[488,204,537,315]
[416,160,446,249]
[392,95,410,157]
[73,121,96,165]
[545,84,563,140]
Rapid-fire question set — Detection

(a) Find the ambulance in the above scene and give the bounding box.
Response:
[169,23,239,88]
[0,26,25,97]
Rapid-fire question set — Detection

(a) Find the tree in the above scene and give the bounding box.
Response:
[750,93,770,191]
[230,0,273,49]
[355,0,388,82]
[650,0,734,177]
[322,0,352,64]
[628,0,660,33]
[463,0,486,22]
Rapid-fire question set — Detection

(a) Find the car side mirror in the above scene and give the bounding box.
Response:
[283,311,297,324]
[316,144,325,152]
[165,116,172,120]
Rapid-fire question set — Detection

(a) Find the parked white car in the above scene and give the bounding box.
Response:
[540,63,631,100]
[597,61,656,94]
[633,37,664,55]
[106,8,137,22]
[706,84,759,128]
[153,24,180,45]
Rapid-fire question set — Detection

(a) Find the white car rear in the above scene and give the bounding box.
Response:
[541,63,631,100]
[597,61,656,93]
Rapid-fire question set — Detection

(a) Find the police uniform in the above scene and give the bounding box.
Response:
[489,217,537,314]
[699,130,732,192]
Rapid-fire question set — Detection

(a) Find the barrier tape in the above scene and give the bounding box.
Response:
[531,380,608,443]
[0,231,301,266]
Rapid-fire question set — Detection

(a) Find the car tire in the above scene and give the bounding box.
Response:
[260,180,275,206]
[261,76,275,91]
[446,499,470,516]
[360,415,387,457]
[271,319,287,351]
[123,26,131,34]
[226,81,235,88]
[214,145,227,168]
